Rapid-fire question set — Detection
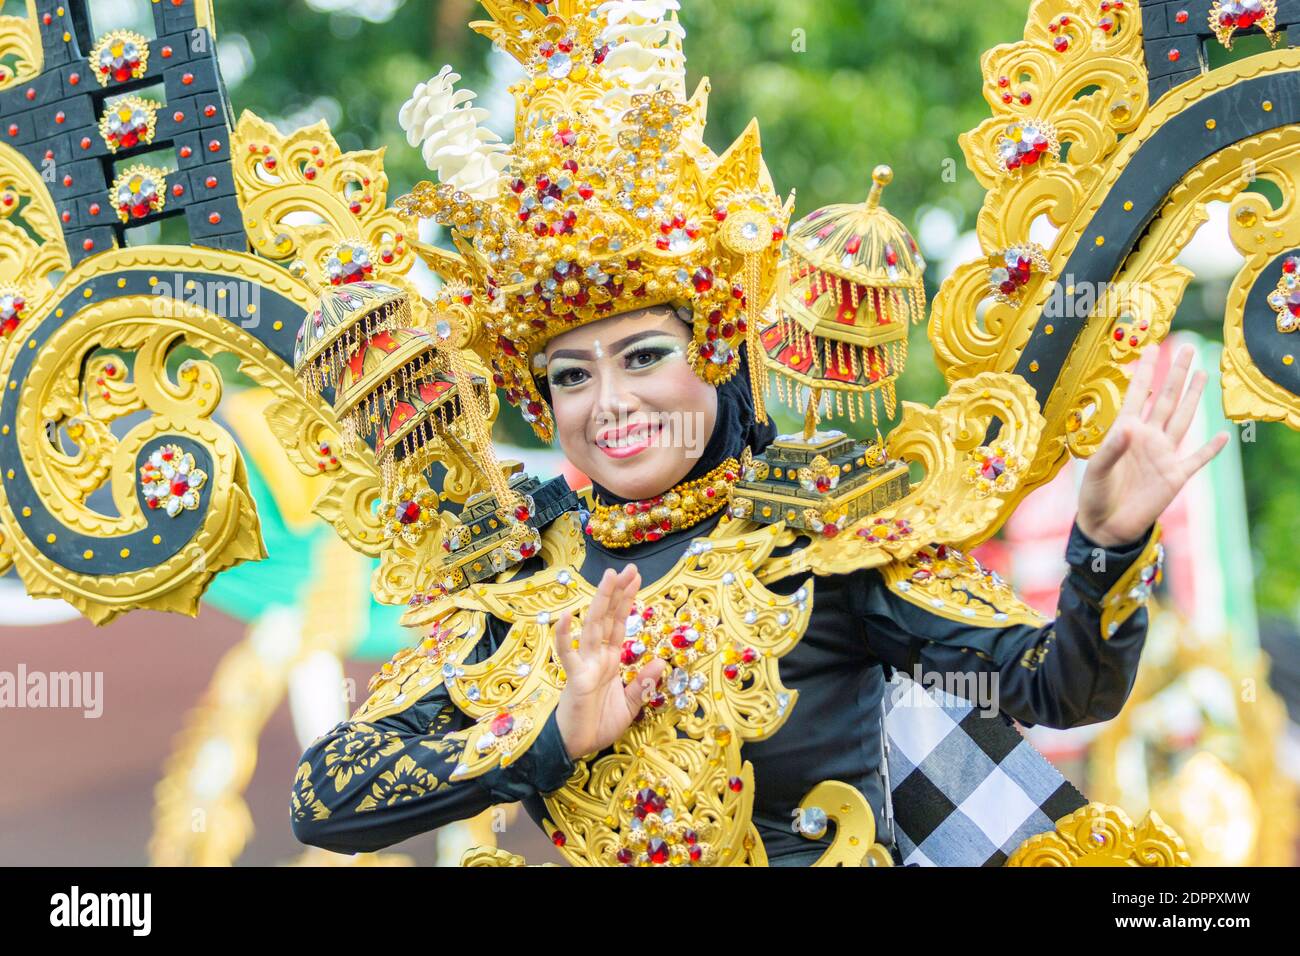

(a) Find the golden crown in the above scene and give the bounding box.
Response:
[395,0,791,441]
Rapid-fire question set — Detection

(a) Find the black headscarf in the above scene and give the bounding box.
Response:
[533,313,776,507]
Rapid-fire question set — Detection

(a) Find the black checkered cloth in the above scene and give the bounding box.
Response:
[883,675,1087,866]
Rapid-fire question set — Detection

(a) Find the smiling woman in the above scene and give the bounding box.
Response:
[542,304,719,501]
[288,0,1217,867]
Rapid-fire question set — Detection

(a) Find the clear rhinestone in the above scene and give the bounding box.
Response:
[547,52,573,78]
[796,806,828,837]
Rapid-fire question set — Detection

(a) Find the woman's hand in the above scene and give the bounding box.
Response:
[554,565,666,760]
[1077,345,1230,548]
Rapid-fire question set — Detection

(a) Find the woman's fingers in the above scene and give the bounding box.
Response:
[622,658,666,719]
[581,568,616,654]
[1180,431,1230,481]
[1145,345,1194,428]
[1165,368,1207,446]
[554,609,577,670]
[1119,347,1159,420]
[1087,417,1133,477]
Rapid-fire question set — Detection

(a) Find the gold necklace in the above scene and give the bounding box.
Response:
[584,456,741,548]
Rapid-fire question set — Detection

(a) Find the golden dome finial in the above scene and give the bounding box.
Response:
[866,165,893,210]
[289,259,323,297]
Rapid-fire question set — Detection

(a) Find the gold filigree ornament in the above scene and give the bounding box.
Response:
[405,511,814,866]
[109,165,167,224]
[987,242,1050,307]
[994,118,1061,175]
[0,3,42,91]
[1006,803,1190,867]
[89,29,150,87]
[1209,0,1279,50]
[98,95,159,153]
[964,442,1027,498]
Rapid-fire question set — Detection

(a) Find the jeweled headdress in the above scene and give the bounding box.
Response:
[395,0,792,441]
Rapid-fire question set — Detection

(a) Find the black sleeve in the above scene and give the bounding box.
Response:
[852,521,1163,730]
[290,630,576,855]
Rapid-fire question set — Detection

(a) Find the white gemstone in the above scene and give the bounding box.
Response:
[467,684,481,701]
[931,598,944,608]
[667,668,688,695]
[547,52,573,78]
[743,609,758,625]
[625,614,644,639]
[674,694,691,710]
[797,806,828,836]
[722,572,736,585]
[516,663,531,676]
[777,612,790,626]
[558,570,572,585]
[536,611,551,626]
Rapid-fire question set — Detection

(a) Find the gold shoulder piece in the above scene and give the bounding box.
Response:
[1100,525,1164,639]
[444,687,561,782]
[881,543,1047,629]
[349,608,487,723]
[1006,802,1191,867]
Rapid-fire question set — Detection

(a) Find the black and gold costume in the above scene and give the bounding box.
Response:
[292,505,1160,865]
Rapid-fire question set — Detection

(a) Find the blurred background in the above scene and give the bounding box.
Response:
[0,0,1296,866]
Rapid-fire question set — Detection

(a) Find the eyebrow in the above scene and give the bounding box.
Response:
[546,327,680,363]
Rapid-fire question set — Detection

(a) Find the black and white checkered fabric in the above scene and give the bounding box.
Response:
[882,674,1087,866]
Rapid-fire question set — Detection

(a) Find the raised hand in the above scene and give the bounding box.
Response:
[1077,345,1230,548]
[554,565,666,760]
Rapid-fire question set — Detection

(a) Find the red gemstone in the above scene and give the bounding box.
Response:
[692,267,714,293]
[170,477,190,497]
[397,500,421,524]
[552,830,566,847]
[647,837,670,864]
[490,711,514,736]
[514,505,530,521]
[727,776,743,793]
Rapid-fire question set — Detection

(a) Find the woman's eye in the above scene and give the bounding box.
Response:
[550,367,588,388]
[626,347,669,370]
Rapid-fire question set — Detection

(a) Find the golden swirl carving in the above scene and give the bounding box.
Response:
[0,240,392,621]
[933,45,1300,532]
[798,780,894,867]
[1006,802,1190,867]
[760,371,1045,581]
[0,2,42,92]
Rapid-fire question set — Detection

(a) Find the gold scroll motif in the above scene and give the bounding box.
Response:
[932,2,1300,539]
[1007,802,1190,867]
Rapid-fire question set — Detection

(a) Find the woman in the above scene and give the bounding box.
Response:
[289,296,1223,865]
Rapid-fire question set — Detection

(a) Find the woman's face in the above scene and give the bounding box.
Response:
[542,306,717,501]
